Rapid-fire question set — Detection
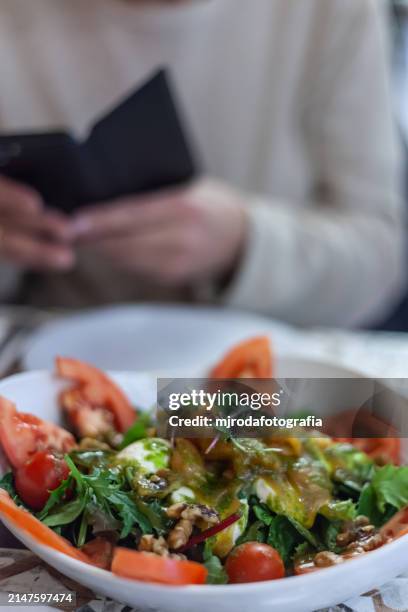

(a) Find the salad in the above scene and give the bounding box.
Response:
[0,337,407,587]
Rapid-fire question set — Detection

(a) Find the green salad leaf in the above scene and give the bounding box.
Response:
[119,413,152,450]
[357,465,408,526]
[236,520,266,545]
[0,472,25,506]
[267,515,302,566]
[319,499,357,522]
[40,456,154,543]
[203,542,228,585]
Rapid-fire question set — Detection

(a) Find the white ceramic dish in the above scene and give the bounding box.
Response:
[23,304,296,373]
[0,361,407,612]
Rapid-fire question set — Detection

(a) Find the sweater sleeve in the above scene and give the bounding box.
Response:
[221,0,405,327]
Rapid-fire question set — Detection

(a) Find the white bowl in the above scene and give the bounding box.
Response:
[0,361,407,612]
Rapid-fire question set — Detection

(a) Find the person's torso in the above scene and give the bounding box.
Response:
[0,0,328,307]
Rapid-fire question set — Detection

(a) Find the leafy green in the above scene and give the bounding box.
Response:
[107,490,151,537]
[253,503,274,526]
[43,497,87,528]
[371,465,408,512]
[357,465,408,526]
[203,541,228,585]
[327,444,374,492]
[267,515,302,566]
[134,499,172,536]
[0,472,25,506]
[119,413,152,450]
[38,477,73,520]
[39,456,155,543]
[250,500,320,563]
[286,516,322,550]
[316,516,342,552]
[319,499,357,522]
[236,520,266,545]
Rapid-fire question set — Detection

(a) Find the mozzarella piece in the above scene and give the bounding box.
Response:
[116,438,170,473]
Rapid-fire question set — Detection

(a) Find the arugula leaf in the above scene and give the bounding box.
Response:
[119,413,151,450]
[38,477,73,520]
[42,496,87,528]
[107,490,151,537]
[39,457,154,541]
[203,541,228,584]
[134,499,172,536]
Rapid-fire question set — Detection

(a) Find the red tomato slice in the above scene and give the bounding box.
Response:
[0,489,89,563]
[0,396,76,469]
[210,337,273,379]
[225,542,285,583]
[112,548,208,585]
[56,357,136,433]
[14,452,70,511]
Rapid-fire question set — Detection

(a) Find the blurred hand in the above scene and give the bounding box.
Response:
[72,179,248,286]
[0,175,74,270]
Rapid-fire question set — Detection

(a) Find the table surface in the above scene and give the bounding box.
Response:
[2,306,408,610]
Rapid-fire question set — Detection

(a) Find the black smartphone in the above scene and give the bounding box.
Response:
[0,70,197,213]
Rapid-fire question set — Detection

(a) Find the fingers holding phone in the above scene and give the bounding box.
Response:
[0,175,75,271]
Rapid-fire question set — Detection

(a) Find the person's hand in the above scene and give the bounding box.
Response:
[0,175,74,270]
[72,179,248,286]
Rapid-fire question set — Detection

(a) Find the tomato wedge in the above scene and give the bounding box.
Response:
[0,490,88,563]
[0,396,76,469]
[112,548,208,585]
[209,336,273,379]
[56,357,136,433]
[14,452,70,511]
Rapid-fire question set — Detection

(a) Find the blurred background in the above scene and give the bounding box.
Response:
[381,0,408,329]
[0,0,408,377]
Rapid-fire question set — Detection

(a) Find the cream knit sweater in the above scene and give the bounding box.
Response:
[0,0,403,326]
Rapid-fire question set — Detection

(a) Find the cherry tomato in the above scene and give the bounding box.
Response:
[14,451,70,510]
[0,396,76,469]
[225,542,285,583]
[56,357,136,433]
